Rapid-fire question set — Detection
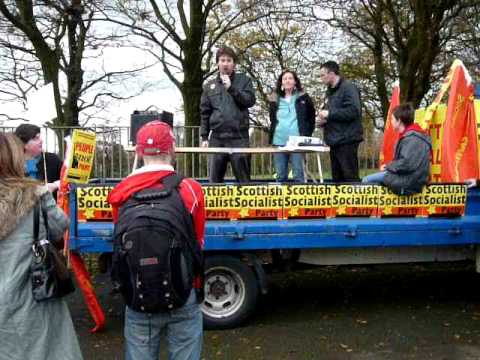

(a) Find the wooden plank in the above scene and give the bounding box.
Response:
[125,146,329,154]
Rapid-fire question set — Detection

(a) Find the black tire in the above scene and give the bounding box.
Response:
[202,255,259,330]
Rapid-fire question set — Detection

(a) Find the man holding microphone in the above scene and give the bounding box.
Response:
[200,46,256,183]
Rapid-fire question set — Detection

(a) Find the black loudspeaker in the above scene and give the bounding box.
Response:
[130,110,174,144]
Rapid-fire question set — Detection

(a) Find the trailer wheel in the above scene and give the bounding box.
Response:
[202,255,259,330]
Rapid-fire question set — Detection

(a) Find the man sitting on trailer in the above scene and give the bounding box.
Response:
[363,103,432,195]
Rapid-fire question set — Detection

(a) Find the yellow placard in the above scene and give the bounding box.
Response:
[66,130,96,184]
[416,105,447,183]
[76,186,113,220]
[283,184,333,218]
[377,184,466,217]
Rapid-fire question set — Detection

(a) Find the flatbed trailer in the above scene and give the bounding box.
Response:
[69,181,480,329]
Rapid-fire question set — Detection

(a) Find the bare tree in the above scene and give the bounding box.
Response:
[0,0,152,126]
[452,2,480,73]
[221,2,327,129]
[100,0,279,139]
[315,0,479,112]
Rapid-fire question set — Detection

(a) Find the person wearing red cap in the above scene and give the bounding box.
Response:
[108,120,205,360]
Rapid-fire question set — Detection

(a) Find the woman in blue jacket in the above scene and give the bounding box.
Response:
[268,70,316,182]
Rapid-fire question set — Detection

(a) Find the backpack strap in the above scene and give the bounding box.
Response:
[128,173,183,203]
[160,174,205,294]
[160,172,184,192]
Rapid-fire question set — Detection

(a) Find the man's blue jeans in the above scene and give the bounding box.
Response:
[125,291,203,360]
[362,171,387,184]
[273,152,305,182]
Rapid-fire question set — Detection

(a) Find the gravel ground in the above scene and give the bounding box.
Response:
[69,262,480,360]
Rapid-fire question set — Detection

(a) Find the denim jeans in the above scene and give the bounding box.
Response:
[273,152,305,182]
[362,171,387,184]
[125,291,203,360]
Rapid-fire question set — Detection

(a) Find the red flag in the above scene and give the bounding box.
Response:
[70,252,106,333]
[379,83,401,167]
[57,134,106,333]
[440,64,479,182]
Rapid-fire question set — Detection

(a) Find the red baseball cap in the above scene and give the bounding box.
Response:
[136,121,175,155]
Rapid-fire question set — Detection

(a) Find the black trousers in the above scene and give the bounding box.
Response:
[329,142,360,182]
[209,137,250,183]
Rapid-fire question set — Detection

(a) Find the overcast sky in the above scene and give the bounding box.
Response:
[0,46,184,129]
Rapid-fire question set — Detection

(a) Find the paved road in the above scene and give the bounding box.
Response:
[69,262,480,359]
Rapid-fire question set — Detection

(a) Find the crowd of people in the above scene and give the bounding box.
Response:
[200,46,428,195]
[0,46,438,360]
[201,46,367,185]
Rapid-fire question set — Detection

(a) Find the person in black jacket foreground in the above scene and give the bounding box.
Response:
[268,70,316,182]
[14,123,62,194]
[200,46,256,183]
[362,103,432,195]
[318,61,363,182]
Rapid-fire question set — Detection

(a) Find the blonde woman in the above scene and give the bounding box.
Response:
[0,133,83,360]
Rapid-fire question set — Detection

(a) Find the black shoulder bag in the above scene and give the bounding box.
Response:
[31,202,75,302]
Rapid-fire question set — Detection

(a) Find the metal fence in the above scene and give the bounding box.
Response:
[1,125,382,180]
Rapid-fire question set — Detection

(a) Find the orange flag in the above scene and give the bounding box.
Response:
[379,83,400,167]
[70,253,106,333]
[57,138,72,254]
[58,135,106,333]
[440,63,479,182]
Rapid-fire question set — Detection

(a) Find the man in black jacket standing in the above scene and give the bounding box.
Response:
[200,46,256,183]
[318,61,363,182]
[15,123,62,193]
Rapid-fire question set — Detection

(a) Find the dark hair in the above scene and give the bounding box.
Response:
[216,46,237,63]
[320,61,340,75]
[275,70,303,97]
[15,123,40,144]
[392,103,415,126]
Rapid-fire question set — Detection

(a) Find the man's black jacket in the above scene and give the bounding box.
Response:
[200,72,255,141]
[37,152,62,183]
[323,77,363,147]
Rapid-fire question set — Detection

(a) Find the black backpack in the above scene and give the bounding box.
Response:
[111,173,204,313]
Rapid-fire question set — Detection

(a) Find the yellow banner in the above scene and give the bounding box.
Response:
[377,184,466,216]
[66,130,96,184]
[76,184,467,221]
[203,184,283,219]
